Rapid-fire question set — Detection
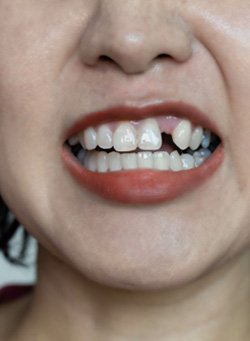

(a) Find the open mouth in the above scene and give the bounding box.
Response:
[61,102,223,204]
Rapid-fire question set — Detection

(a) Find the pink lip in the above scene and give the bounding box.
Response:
[61,102,224,204]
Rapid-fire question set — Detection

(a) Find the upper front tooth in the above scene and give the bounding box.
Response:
[138,118,162,151]
[80,127,97,150]
[97,124,113,149]
[113,122,137,152]
[172,119,192,150]
[190,126,203,150]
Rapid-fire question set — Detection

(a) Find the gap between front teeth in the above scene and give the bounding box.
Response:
[69,116,207,152]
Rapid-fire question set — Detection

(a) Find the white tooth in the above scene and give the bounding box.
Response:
[137,152,153,169]
[69,136,79,146]
[108,152,122,171]
[170,151,183,171]
[180,154,195,170]
[81,127,97,150]
[153,151,170,170]
[190,126,203,150]
[113,123,137,152]
[172,119,192,150]
[121,153,137,170]
[85,152,98,172]
[201,130,211,148]
[138,118,162,151]
[97,124,113,149]
[97,151,108,173]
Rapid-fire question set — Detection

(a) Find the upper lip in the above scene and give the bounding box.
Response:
[63,100,221,141]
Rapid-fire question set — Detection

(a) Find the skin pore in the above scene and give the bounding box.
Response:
[0,0,250,340]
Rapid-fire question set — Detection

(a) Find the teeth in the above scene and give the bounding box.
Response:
[80,127,97,150]
[108,152,122,171]
[193,148,211,167]
[121,153,137,170]
[97,124,113,149]
[138,118,162,151]
[138,152,153,169]
[85,151,98,171]
[190,126,203,150]
[113,123,137,152]
[172,119,192,150]
[153,151,170,170]
[97,151,108,173]
[170,151,183,171]
[201,130,211,148]
[180,154,195,170]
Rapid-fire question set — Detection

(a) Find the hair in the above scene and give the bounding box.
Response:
[0,196,30,265]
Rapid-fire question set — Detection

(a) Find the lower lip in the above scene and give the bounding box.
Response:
[61,146,224,204]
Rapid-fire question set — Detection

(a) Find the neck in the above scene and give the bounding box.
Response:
[13,247,250,341]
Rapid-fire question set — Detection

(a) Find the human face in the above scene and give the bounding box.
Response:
[0,0,249,290]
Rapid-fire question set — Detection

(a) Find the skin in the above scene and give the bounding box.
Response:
[0,0,249,340]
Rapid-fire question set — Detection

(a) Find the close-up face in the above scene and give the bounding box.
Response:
[0,0,250,290]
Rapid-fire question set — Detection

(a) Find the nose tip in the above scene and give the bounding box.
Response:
[80,3,193,74]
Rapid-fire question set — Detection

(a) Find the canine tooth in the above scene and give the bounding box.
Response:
[201,130,211,148]
[97,151,108,172]
[138,118,162,151]
[81,127,97,150]
[113,123,137,152]
[108,152,122,171]
[138,152,153,169]
[153,151,170,170]
[121,153,137,170]
[170,151,183,171]
[97,124,113,149]
[190,126,203,150]
[180,154,195,170]
[172,119,192,150]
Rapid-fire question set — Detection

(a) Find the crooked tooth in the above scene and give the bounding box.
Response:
[190,126,203,150]
[80,127,97,150]
[170,151,183,171]
[138,118,162,151]
[153,151,170,170]
[97,151,108,173]
[201,130,211,148]
[121,153,137,170]
[180,154,195,170]
[108,152,122,171]
[113,122,137,152]
[172,119,192,150]
[97,124,113,149]
[138,152,153,169]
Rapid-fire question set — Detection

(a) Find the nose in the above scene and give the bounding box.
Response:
[80,0,193,74]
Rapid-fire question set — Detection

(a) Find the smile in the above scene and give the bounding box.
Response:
[61,102,224,204]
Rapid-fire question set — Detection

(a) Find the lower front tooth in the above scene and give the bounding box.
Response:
[138,152,153,169]
[170,151,183,171]
[97,151,108,172]
[121,153,137,170]
[153,151,170,170]
[108,152,122,171]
